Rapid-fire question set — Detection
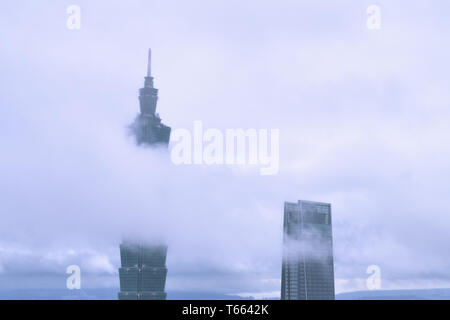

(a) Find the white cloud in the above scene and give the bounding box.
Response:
[1,0,450,296]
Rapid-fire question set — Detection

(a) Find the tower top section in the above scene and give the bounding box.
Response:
[134,49,171,146]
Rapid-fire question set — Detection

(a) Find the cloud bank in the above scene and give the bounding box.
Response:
[1,0,450,296]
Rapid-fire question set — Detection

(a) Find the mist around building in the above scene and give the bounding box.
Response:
[1,1,450,301]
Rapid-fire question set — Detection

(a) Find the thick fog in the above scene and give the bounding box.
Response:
[1,1,450,297]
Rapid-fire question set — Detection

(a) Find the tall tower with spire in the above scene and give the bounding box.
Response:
[118,49,170,300]
[132,49,171,146]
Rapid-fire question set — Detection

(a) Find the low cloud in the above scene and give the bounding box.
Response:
[1,0,450,296]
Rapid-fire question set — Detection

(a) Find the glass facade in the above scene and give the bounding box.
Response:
[281,200,335,300]
[118,242,168,300]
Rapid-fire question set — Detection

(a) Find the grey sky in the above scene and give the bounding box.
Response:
[1,1,450,297]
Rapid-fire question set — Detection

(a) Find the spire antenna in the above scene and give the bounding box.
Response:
[147,48,152,77]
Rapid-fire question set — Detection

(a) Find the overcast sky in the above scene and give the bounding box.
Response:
[1,0,450,298]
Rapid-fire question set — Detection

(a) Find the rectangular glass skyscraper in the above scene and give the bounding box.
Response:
[281,200,335,300]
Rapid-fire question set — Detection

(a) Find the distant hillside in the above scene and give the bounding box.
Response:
[337,288,450,300]
[2,288,450,300]
[0,288,246,300]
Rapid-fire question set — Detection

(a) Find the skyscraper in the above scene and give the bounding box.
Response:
[118,49,170,300]
[118,242,168,300]
[131,49,171,146]
[281,200,335,300]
